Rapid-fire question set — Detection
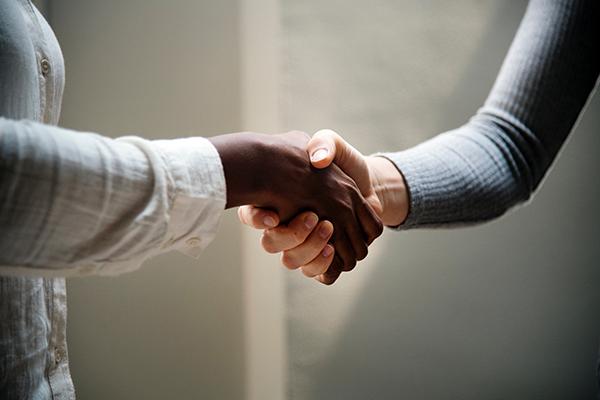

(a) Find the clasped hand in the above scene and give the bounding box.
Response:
[222,129,408,285]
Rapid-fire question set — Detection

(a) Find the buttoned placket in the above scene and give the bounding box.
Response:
[41,57,51,77]
[22,2,73,399]
[186,237,202,248]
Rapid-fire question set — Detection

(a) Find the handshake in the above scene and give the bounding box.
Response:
[209,129,409,285]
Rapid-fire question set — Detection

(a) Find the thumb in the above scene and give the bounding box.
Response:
[308,129,383,217]
[308,129,337,169]
[309,129,370,193]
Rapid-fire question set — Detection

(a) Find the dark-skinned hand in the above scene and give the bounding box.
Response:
[209,131,383,271]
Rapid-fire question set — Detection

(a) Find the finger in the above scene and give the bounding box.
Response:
[356,197,384,245]
[300,244,335,278]
[344,192,371,262]
[237,206,280,229]
[331,230,357,272]
[261,211,319,254]
[316,256,343,285]
[316,270,341,285]
[345,222,368,265]
[281,221,333,271]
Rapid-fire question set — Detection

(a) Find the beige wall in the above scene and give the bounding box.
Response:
[49,1,245,398]
[239,0,287,399]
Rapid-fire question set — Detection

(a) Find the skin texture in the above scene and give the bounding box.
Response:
[239,129,409,285]
[209,131,383,271]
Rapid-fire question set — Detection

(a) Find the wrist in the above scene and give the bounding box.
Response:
[366,155,409,227]
[208,132,269,208]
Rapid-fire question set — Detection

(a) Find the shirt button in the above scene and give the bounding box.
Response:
[41,58,51,76]
[186,237,202,247]
[54,347,63,365]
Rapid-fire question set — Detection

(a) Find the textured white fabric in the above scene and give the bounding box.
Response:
[0,125,226,277]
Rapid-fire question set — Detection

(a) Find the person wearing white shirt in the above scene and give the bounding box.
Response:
[0,1,382,398]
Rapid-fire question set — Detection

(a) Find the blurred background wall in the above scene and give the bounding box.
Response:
[36,0,600,399]
[282,1,600,399]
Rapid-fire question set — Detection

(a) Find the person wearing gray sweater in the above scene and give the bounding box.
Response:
[239,0,599,388]
[242,0,599,281]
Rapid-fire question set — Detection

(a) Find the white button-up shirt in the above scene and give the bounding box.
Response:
[0,1,226,398]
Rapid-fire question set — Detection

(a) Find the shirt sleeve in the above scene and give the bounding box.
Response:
[381,0,600,229]
[0,118,226,277]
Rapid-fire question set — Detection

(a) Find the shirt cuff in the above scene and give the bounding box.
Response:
[151,137,226,258]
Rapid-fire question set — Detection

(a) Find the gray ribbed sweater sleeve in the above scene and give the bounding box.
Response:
[382,0,599,229]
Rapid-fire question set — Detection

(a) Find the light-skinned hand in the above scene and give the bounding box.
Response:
[238,129,409,285]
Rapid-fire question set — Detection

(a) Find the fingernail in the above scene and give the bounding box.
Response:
[322,245,333,258]
[310,148,329,163]
[304,213,318,230]
[318,224,331,239]
[263,216,277,227]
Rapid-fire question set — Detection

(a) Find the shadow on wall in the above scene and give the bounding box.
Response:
[284,1,600,399]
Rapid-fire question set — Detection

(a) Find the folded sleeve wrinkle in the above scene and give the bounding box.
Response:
[0,118,226,277]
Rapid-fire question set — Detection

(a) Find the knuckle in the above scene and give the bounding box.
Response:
[315,276,328,285]
[343,258,357,272]
[356,245,368,261]
[375,219,384,236]
[321,271,340,285]
[291,228,307,244]
[289,130,310,141]
[328,257,343,273]
[313,129,327,140]
[368,220,384,244]
[318,128,337,141]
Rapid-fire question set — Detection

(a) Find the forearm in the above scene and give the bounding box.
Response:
[383,0,599,229]
[0,118,225,276]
